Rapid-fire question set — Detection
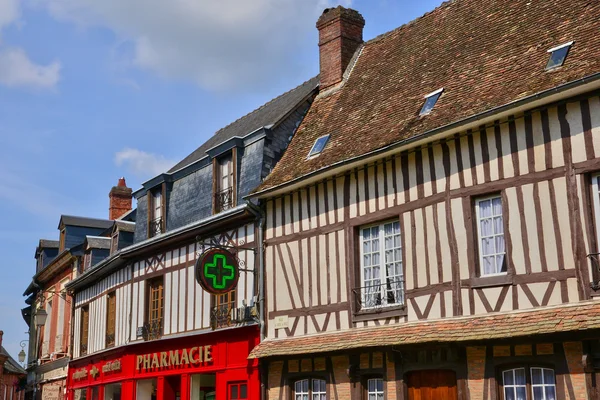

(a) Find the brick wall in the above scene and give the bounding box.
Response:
[564,341,588,400]
[466,346,486,400]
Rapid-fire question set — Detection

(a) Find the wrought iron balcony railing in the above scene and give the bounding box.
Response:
[149,217,164,237]
[141,319,163,341]
[210,304,257,330]
[105,333,115,348]
[215,187,234,213]
[352,278,405,312]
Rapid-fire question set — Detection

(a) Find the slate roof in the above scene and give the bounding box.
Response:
[168,76,320,173]
[0,347,25,374]
[249,301,600,359]
[255,0,600,193]
[38,240,58,248]
[114,220,135,233]
[58,215,114,230]
[85,236,111,250]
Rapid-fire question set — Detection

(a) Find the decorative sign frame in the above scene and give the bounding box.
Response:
[195,247,240,294]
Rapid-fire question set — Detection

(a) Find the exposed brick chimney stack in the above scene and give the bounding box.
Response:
[316,6,365,91]
[108,177,133,220]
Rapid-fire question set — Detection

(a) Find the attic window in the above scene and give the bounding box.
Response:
[307,135,330,158]
[419,88,443,116]
[546,41,573,70]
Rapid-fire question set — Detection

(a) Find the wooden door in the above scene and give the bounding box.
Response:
[407,370,458,400]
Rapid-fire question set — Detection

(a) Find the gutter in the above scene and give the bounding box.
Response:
[249,71,600,199]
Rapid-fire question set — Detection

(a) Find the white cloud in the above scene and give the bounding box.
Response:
[0,0,62,89]
[114,148,176,178]
[38,0,351,91]
[0,48,61,88]
[0,0,19,34]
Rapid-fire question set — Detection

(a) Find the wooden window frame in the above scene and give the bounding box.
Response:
[80,305,89,356]
[361,375,385,400]
[147,184,166,238]
[351,220,406,322]
[213,149,237,214]
[497,364,557,400]
[474,193,508,278]
[288,375,329,400]
[105,291,116,348]
[145,276,164,338]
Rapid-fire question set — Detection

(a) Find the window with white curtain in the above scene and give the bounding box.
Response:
[475,195,506,276]
[359,221,404,310]
[366,378,384,400]
[294,378,326,400]
[502,367,556,400]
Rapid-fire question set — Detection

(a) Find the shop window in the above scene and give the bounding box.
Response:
[364,377,384,400]
[475,195,506,276]
[149,188,164,238]
[354,221,404,312]
[81,305,89,356]
[293,378,327,400]
[228,382,248,400]
[106,291,116,348]
[190,374,216,400]
[104,383,121,400]
[144,277,164,340]
[214,152,235,213]
[137,379,157,400]
[500,367,556,400]
[74,388,88,400]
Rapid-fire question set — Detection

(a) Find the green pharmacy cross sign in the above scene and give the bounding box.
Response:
[195,247,240,295]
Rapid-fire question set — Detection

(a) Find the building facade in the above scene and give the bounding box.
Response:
[0,331,26,400]
[65,77,318,400]
[22,180,133,400]
[249,2,600,399]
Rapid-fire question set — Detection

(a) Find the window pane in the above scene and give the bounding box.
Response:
[516,387,526,400]
[544,369,555,385]
[514,369,526,385]
[303,380,309,392]
[533,386,543,400]
[240,384,247,399]
[545,386,556,400]
[503,370,514,386]
[231,385,238,399]
[531,368,542,384]
[504,388,515,400]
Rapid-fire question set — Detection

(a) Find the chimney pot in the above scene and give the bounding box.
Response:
[316,6,365,90]
[109,177,133,220]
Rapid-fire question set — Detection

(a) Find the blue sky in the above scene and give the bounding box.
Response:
[0,0,444,360]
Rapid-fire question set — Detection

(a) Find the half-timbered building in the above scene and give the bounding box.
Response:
[249,2,600,399]
[65,78,318,400]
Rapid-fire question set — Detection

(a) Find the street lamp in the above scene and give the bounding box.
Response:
[34,309,47,328]
[18,340,28,364]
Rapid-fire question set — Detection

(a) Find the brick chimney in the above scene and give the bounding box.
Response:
[316,6,365,91]
[108,177,133,220]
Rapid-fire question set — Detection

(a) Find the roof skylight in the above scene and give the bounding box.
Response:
[419,88,443,116]
[546,41,573,70]
[307,134,330,158]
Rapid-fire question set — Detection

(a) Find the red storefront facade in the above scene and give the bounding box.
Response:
[67,326,259,400]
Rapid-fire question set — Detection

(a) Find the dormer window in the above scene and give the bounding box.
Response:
[215,152,235,213]
[419,88,443,116]
[148,187,164,238]
[111,232,119,254]
[307,134,330,158]
[546,41,573,70]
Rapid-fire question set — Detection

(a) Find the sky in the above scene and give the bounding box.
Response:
[0,0,444,361]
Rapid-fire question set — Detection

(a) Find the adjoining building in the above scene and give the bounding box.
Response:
[65,77,318,400]
[0,331,27,400]
[22,180,134,400]
[248,2,600,399]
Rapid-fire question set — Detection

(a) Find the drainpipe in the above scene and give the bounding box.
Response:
[246,202,266,341]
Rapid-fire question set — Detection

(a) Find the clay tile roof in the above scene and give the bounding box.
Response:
[248,302,600,358]
[255,0,600,194]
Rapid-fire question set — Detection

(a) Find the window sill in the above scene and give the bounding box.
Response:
[470,274,513,288]
[353,305,407,323]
